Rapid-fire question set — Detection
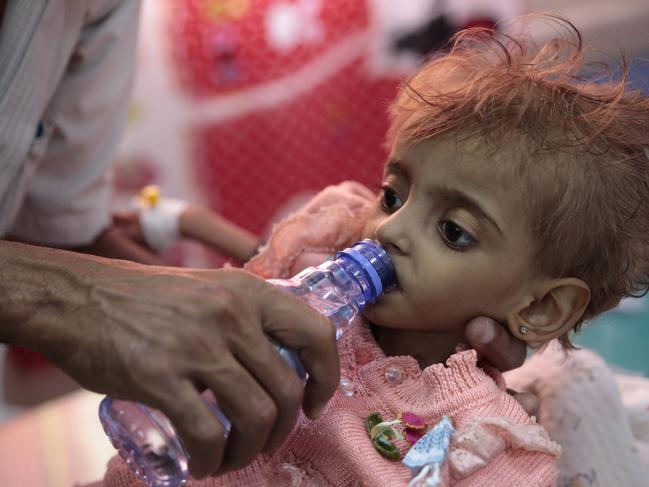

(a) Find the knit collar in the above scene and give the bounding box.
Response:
[338,318,502,411]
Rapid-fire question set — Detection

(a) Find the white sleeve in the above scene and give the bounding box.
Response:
[9,0,141,247]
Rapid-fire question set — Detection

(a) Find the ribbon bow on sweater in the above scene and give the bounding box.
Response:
[402,416,455,487]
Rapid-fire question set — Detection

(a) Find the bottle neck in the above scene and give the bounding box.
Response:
[326,254,377,310]
[337,240,394,297]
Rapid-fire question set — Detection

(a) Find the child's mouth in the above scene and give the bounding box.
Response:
[383,278,400,294]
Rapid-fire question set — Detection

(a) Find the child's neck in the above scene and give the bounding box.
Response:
[370,324,464,369]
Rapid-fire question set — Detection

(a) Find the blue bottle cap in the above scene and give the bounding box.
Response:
[336,240,395,301]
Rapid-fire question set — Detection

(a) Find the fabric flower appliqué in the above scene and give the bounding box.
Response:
[364,412,403,460]
[364,411,428,460]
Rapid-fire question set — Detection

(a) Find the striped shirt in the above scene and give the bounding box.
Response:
[0,0,140,246]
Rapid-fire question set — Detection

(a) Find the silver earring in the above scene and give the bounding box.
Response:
[520,325,529,335]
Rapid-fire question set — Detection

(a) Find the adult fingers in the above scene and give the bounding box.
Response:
[464,316,527,372]
[112,212,147,244]
[507,389,540,417]
[259,288,340,420]
[152,380,227,479]
[198,321,307,471]
[197,354,280,473]
[228,330,306,453]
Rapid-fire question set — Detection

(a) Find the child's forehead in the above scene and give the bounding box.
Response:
[387,133,527,184]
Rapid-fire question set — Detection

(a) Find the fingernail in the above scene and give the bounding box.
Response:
[310,404,326,419]
[472,319,494,344]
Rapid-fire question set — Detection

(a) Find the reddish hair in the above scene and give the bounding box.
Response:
[388,15,649,344]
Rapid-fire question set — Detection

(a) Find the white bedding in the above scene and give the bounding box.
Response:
[504,343,649,487]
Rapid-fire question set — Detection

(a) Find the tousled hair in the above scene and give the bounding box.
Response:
[388,14,649,346]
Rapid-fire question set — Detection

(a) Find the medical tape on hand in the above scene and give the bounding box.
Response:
[138,197,189,251]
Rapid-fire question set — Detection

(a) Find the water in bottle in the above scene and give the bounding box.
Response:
[99,239,395,487]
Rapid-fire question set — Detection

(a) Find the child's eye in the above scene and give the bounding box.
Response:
[381,186,404,213]
[438,221,476,249]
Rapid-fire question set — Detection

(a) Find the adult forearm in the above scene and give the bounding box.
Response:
[0,240,116,349]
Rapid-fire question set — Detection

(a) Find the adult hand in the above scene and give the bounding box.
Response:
[463,317,539,416]
[75,219,165,265]
[0,242,339,478]
[8,215,164,266]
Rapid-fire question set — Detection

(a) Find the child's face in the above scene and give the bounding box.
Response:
[361,136,540,335]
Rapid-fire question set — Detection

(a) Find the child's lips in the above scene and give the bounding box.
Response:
[383,278,400,294]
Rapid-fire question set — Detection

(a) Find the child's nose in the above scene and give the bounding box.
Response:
[375,214,410,256]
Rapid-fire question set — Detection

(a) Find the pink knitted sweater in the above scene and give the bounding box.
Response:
[103,182,559,486]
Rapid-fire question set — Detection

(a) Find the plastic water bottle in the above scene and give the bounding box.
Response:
[99,239,395,487]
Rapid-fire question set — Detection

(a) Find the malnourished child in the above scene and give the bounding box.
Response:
[105,16,649,487]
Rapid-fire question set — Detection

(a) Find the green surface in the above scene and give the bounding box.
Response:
[573,295,649,376]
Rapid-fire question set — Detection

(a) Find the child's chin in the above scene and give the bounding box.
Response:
[361,305,377,322]
[362,301,393,325]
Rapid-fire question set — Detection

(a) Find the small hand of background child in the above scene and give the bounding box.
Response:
[113,186,260,264]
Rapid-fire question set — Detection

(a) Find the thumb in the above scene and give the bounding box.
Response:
[464,316,527,372]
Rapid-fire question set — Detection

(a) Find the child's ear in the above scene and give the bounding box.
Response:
[508,278,590,344]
